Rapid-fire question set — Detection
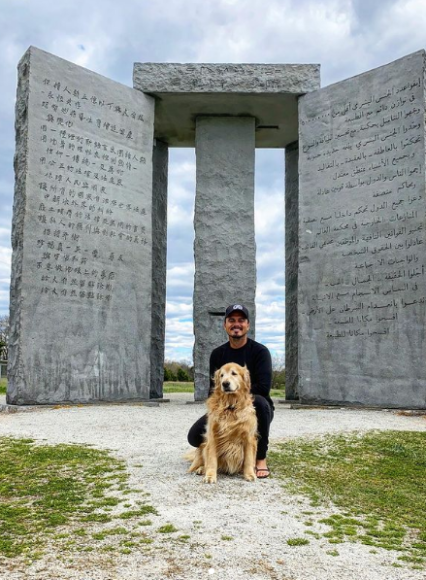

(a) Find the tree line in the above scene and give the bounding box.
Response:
[164,356,285,390]
[163,360,194,382]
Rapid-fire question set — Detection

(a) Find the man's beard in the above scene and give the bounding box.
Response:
[230,328,245,338]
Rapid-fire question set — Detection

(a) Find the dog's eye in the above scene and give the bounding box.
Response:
[231,371,237,376]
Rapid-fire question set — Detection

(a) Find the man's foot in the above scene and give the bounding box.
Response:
[255,460,270,479]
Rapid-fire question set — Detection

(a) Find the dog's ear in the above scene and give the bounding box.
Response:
[243,365,251,391]
[214,368,222,391]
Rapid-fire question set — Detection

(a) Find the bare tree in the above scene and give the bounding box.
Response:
[0,315,9,361]
[271,354,285,390]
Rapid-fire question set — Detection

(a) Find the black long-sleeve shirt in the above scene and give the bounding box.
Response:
[209,338,274,410]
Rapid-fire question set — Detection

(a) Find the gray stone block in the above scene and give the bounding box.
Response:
[193,117,256,400]
[285,141,299,401]
[133,62,320,147]
[134,62,320,94]
[298,50,426,408]
[8,47,155,404]
[150,139,168,399]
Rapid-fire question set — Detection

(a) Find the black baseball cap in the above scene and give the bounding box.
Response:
[224,304,249,321]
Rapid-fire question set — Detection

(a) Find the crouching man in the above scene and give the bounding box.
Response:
[188,304,274,478]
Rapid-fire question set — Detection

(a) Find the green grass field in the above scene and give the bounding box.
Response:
[270,388,286,398]
[270,431,426,568]
[0,437,157,564]
[163,381,285,398]
[0,378,6,395]
[163,381,194,393]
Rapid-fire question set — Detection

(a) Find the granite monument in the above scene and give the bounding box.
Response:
[8,47,426,409]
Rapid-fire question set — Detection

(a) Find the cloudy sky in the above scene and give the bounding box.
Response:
[0,0,425,364]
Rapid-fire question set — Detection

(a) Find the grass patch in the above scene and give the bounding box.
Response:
[117,506,157,519]
[163,382,194,393]
[269,431,426,566]
[0,377,6,395]
[163,381,286,399]
[287,537,309,546]
[0,437,157,562]
[157,524,178,534]
[270,389,285,398]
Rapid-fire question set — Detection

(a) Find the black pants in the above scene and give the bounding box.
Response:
[187,395,274,460]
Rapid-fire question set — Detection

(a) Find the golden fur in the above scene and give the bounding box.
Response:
[188,363,258,483]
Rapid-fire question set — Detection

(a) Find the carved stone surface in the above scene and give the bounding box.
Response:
[150,139,168,399]
[298,50,426,408]
[193,117,256,400]
[11,46,426,411]
[285,141,299,401]
[133,62,320,147]
[8,47,155,404]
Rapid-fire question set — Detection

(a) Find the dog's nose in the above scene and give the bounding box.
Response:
[222,380,231,391]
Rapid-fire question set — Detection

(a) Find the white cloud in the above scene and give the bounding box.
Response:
[0,245,12,276]
[164,315,194,361]
[255,190,285,239]
[0,290,10,316]
[167,202,194,228]
[165,300,192,318]
[166,263,194,294]
[0,246,12,315]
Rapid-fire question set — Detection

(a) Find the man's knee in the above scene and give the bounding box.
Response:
[187,415,207,447]
[252,395,273,422]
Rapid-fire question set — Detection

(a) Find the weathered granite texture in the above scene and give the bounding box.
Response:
[193,117,256,400]
[150,140,168,399]
[285,141,299,401]
[298,50,426,408]
[133,62,321,148]
[134,63,320,93]
[8,47,155,404]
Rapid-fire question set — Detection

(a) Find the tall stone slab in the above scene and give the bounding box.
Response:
[8,47,155,404]
[285,141,299,400]
[299,51,426,408]
[150,139,168,398]
[194,117,256,400]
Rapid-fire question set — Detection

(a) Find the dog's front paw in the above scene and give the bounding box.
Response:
[243,469,256,482]
[203,471,217,484]
[188,462,204,474]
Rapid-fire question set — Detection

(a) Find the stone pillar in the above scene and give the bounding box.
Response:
[150,139,168,398]
[298,50,426,408]
[8,47,155,405]
[193,116,256,400]
[285,141,299,400]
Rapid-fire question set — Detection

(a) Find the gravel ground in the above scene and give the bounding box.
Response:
[0,393,425,580]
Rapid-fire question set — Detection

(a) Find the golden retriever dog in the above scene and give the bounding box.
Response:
[188,363,258,483]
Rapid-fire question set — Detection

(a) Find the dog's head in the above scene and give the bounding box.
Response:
[214,363,251,395]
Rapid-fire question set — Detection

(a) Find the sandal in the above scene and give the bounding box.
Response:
[255,466,270,479]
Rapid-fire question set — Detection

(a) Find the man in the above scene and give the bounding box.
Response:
[187,304,274,478]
